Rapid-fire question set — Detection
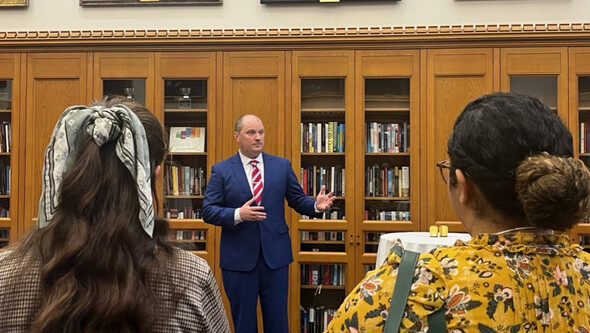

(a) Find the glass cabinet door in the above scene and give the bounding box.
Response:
[103,79,146,105]
[162,79,209,256]
[575,75,590,252]
[509,76,558,112]
[162,79,208,226]
[298,77,347,333]
[363,78,411,223]
[355,50,420,278]
[0,79,10,248]
[300,78,346,220]
[155,52,217,266]
[501,48,567,120]
[362,78,411,272]
[291,51,354,333]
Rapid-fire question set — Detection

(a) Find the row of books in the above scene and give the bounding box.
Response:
[164,164,206,196]
[364,209,411,221]
[300,165,345,197]
[301,263,345,286]
[301,122,345,153]
[301,207,345,220]
[300,231,345,241]
[0,164,9,195]
[581,123,590,153]
[365,232,384,242]
[366,122,409,153]
[579,235,590,246]
[300,306,336,333]
[0,228,8,239]
[164,207,202,220]
[0,207,7,217]
[169,230,206,241]
[364,264,376,274]
[366,164,409,197]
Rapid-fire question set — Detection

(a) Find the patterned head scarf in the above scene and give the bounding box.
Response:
[37,104,155,237]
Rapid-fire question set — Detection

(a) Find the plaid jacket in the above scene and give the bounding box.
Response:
[0,248,231,333]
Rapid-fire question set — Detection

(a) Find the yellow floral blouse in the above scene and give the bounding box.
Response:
[325,232,590,333]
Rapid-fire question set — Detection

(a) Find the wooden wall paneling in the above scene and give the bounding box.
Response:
[23,53,91,234]
[221,51,286,159]
[423,49,495,232]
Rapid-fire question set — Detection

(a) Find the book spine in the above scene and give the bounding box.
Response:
[580,123,586,154]
[401,166,410,197]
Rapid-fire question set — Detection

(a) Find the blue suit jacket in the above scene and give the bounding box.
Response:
[202,152,317,271]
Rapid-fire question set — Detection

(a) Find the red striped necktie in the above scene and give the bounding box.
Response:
[251,160,263,205]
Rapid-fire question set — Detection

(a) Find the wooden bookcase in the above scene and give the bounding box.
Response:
[0,53,20,248]
[290,50,355,333]
[569,48,590,250]
[354,50,420,281]
[154,52,218,269]
[5,26,590,330]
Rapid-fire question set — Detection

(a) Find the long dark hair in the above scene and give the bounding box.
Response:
[13,96,173,332]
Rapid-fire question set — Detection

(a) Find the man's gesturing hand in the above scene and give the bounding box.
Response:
[239,197,267,221]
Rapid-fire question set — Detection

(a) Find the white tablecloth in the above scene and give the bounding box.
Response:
[375,232,471,265]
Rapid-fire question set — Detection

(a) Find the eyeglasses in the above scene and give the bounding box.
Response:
[436,160,451,184]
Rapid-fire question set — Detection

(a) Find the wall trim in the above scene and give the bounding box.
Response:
[1,23,590,51]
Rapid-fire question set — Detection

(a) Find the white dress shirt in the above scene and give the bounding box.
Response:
[233,151,264,224]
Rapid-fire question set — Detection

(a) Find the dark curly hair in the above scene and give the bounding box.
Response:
[447,92,586,231]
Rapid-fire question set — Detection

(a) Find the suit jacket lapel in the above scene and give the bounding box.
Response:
[261,153,272,205]
[230,153,251,197]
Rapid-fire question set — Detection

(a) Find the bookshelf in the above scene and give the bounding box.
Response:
[155,52,217,268]
[162,80,208,252]
[162,80,207,219]
[290,51,355,333]
[355,51,421,281]
[0,54,20,248]
[568,48,590,250]
[0,75,12,248]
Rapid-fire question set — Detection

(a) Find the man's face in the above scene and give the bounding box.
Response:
[234,115,265,159]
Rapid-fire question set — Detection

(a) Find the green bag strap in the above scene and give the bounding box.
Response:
[383,250,447,333]
[428,306,446,333]
[383,250,419,333]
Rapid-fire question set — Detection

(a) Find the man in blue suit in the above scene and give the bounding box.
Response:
[202,114,335,333]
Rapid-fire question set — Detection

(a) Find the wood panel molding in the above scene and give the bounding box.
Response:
[2,23,590,51]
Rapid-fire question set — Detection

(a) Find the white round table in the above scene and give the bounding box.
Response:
[375,232,471,265]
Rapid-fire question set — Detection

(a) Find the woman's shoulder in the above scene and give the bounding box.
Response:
[0,250,13,274]
[167,248,214,285]
[0,249,10,260]
[171,248,211,272]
